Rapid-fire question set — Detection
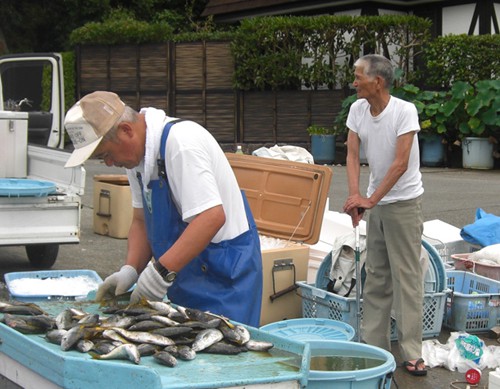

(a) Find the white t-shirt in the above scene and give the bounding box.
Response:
[127,120,248,243]
[346,96,424,204]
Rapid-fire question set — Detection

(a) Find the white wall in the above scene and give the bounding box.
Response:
[442,4,476,35]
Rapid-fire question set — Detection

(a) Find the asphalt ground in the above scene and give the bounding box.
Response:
[1,159,499,388]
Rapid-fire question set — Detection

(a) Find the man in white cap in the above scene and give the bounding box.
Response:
[64,91,263,326]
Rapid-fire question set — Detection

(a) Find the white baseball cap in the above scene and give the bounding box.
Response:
[64,91,125,167]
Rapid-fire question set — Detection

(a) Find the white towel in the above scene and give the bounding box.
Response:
[140,107,167,191]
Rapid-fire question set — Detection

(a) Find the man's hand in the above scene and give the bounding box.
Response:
[95,265,138,301]
[130,261,172,304]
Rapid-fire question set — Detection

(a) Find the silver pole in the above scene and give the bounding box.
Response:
[355,225,361,342]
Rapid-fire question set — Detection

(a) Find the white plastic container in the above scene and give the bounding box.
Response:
[462,137,494,169]
[490,369,500,389]
[0,111,28,178]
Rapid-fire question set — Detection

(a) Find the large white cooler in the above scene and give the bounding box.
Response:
[0,111,28,178]
[227,154,332,326]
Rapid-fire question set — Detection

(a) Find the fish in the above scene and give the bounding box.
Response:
[167,310,189,323]
[183,318,221,329]
[0,302,46,316]
[150,326,193,338]
[60,325,97,351]
[2,314,47,334]
[91,340,120,355]
[17,315,56,332]
[76,339,94,353]
[202,341,242,355]
[164,344,196,360]
[218,323,250,345]
[90,343,141,364]
[137,343,161,357]
[144,300,178,316]
[44,329,68,345]
[102,329,130,344]
[127,320,165,332]
[111,327,175,347]
[150,315,181,327]
[115,306,158,316]
[76,313,100,326]
[100,315,136,329]
[55,309,75,330]
[191,328,224,352]
[244,339,274,352]
[177,345,196,361]
[153,350,177,367]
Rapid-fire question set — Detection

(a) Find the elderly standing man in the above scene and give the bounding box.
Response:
[343,54,427,376]
[64,91,263,327]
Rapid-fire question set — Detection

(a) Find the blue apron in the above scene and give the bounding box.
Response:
[138,121,263,326]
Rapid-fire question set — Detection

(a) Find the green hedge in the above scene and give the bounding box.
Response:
[422,34,500,88]
[231,15,431,91]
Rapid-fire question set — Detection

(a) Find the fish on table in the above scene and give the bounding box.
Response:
[0,298,274,367]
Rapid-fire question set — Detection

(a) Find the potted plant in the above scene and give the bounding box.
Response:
[445,80,500,169]
[307,124,338,165]
[391,84,451,166]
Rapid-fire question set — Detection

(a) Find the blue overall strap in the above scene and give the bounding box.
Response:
[158,119,185,180]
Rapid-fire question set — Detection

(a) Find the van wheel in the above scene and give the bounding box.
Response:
[26,244,59,268]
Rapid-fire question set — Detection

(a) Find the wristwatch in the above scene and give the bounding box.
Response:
[153,261,177,283]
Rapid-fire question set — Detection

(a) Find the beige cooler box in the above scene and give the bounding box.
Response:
[227,154,332,326]
[93,175,133,239]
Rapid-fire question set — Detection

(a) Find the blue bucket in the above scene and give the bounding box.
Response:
[311,134,336,164]
[307,340,396,389]
[421,135,444,166]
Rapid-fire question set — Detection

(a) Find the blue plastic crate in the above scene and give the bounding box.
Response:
[297,281,447,341]
[4,270,103,301]
[444,270,500,333]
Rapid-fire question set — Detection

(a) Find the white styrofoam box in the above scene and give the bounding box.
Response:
[308,241,331,284]
[490,369,500,389]
[318,211,366,244]
[423,219,479,264]
[307,259,321,284]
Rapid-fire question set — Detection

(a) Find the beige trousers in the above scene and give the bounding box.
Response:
[362,196,424,361]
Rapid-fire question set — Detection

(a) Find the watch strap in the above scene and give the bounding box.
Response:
[153,260,170,278]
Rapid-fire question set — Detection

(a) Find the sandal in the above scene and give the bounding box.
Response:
[403,358,428,376]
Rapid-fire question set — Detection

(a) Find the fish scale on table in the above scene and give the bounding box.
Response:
[0,299,274,368]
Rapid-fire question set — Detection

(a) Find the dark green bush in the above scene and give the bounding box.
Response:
[69,10,174,45]
[423,34,500,88]
[231,15,431,91]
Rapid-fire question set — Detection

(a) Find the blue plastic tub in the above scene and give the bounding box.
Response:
[306,340,396,389]
[260,318,355,342]
[0,178,56,197]
[4,270,103,301]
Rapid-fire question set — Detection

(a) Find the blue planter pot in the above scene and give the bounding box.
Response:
[311,134,336,165]
[421,134,444,167]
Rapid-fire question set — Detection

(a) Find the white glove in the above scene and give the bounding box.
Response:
[130,261,172,304]
[95,265,138,301]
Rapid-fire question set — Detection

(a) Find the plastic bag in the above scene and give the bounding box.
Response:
[422,331,499,373]
[252,145,314,164]
[460,208,500,247]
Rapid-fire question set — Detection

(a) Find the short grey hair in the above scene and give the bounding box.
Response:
[354,54,394,88]
[103,106,138,142]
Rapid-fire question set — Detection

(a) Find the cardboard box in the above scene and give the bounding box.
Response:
[93,175,133,239]
[227,154,332,326]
